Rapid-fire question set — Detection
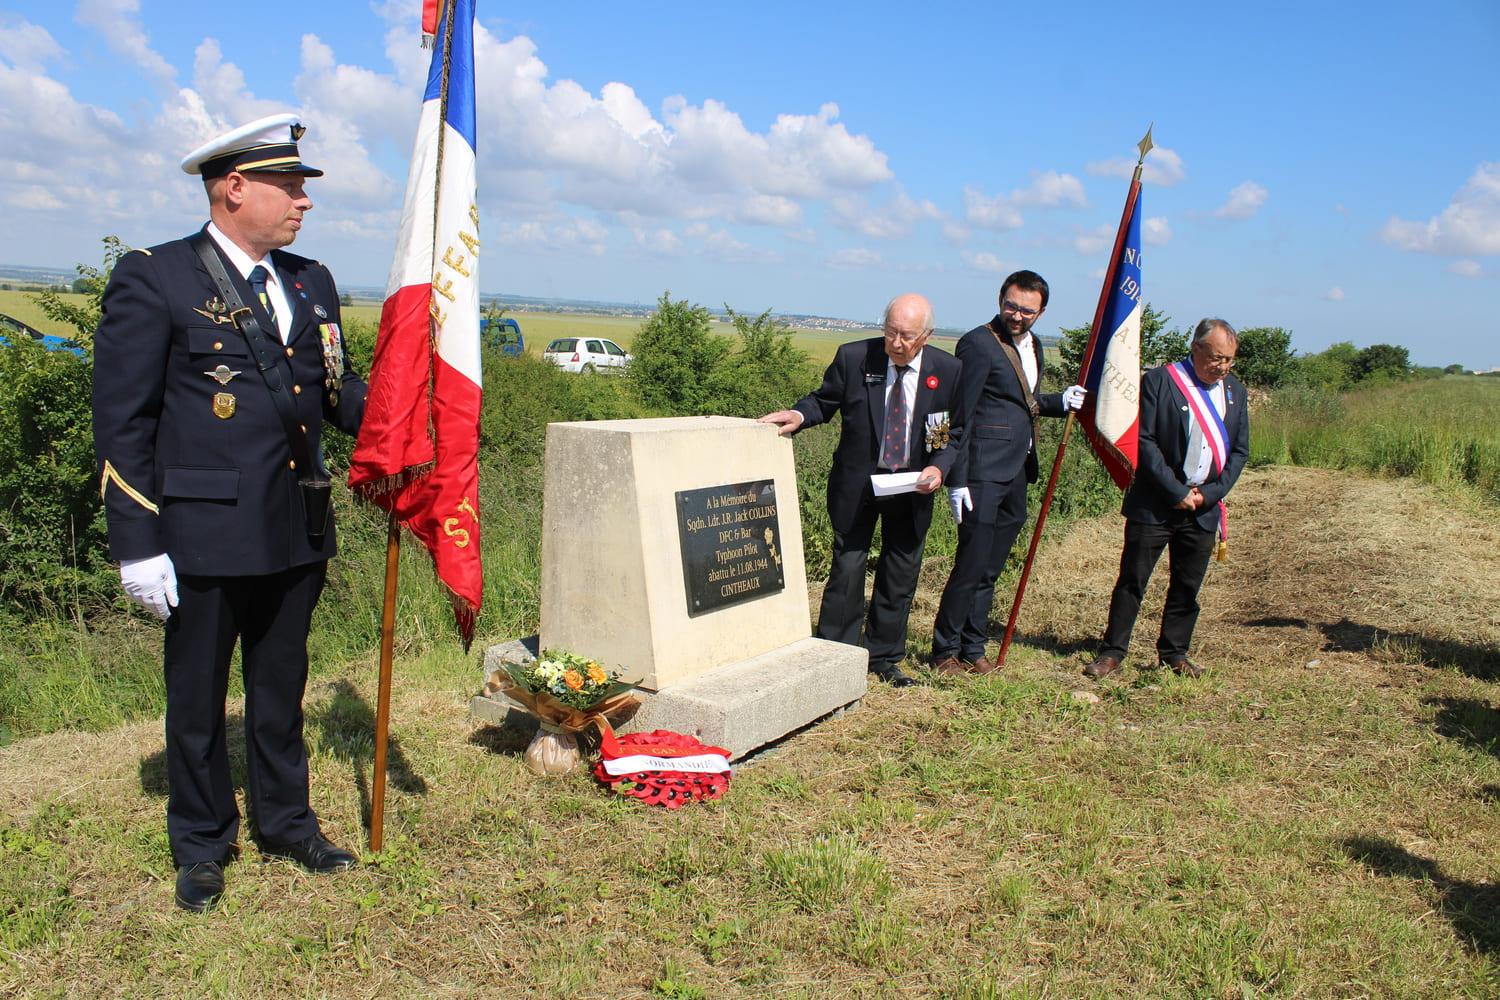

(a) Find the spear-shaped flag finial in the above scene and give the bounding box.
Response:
[1137,124,1154,164]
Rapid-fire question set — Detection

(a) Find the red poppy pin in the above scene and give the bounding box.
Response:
[926,374,939,390]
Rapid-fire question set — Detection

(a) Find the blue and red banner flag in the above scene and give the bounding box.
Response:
[1075,151,1147,490]
[349,0,482,648]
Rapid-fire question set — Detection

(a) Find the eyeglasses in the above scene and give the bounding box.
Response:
[883,327,928,345]
[1000,300,1040,318]
[1193,345,1236,367]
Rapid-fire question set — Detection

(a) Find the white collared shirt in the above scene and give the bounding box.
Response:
[882,349,924,469]
[1012,331,1039,450]
[207,222,293,342]
[1183,379,1227,486]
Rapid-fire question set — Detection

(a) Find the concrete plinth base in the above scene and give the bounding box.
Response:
[471,635,868,760]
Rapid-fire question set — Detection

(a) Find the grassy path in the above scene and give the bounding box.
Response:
[1,466,1497,997]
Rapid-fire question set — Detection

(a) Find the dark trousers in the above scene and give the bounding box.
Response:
[816,492,927,672]
[163,562,327,865]
[1099,515,1217,661]
[931,478,1029,661]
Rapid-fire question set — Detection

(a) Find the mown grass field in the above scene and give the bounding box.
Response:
[4,282,1498,994]
[1,465,1497,997]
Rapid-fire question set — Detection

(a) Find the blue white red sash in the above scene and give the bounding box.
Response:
[1165,360,1229,542]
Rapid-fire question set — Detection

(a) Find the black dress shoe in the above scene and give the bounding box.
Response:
[872,665,917,688]
[260,833,358,874]
[175,861,224,913]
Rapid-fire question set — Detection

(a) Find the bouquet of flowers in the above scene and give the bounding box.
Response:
[483,649,639,776]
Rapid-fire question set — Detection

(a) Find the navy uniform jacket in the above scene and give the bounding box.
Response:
[949,317,1064,489]
[92,229,367,577]
[792,338,964,536]
[1124,363,1249,531]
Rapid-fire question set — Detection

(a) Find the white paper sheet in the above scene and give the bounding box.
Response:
[870,471,930,496]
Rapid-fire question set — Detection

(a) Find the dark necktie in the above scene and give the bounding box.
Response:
[880,365,911,470]
[248,265,278,335]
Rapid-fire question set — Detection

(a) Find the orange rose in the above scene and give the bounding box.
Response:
[563,670,584,691]
[586,664,607,686]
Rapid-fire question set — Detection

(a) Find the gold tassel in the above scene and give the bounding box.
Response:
[1215,538,1228,563]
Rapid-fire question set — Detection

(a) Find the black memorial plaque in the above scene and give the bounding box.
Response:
[676,479,785,616]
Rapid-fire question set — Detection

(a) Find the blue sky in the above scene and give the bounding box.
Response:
[1,1,1497,367]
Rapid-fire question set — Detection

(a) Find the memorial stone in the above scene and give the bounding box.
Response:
[475,415,867,759]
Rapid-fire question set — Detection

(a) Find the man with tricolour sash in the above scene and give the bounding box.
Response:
[1083,318,1249,680]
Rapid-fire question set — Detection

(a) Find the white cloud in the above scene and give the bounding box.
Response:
[829,188,943,240]
[501,216,610,256]
[0,12,907,276]
[74,0,175,89]
[1449,259,1482,278]
[961,251,1010,274]
[941,220,969,245]
[1086,146,1186,187]
[1381,163,1500,256]
[1323,287,1344,301]
[826,248,882,270]
[0,16,63,74]
[1142,216,1172,247]
[962,186,1023,231]
[1214,181,1268,220]
[735,194,803,227]
[963,170,1087,231]
[1073,223,1115,256]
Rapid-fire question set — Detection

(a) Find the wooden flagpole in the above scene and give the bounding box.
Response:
[369,513,401,852]
[996,126,1153,666]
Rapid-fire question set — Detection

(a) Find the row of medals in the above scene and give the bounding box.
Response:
[201,295,342,420]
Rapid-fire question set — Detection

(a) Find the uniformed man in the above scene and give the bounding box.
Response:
[92,114,369,912]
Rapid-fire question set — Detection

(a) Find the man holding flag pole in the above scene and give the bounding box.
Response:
[990,128,1151,668]
[347,0,482,850]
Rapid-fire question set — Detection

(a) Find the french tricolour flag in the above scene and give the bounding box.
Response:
[349,0,482,647]
[1076,168,1145,490]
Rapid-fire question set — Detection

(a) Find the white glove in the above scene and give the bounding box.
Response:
[1062,385,1087,411]
[948,486,972,524]
[121,554,179,621]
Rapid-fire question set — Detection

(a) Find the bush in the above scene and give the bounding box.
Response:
[0,339,115,612]
[627,292,730,414]
[1234,327,1296,389]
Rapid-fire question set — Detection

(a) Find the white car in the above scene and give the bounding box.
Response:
[543,337,632,373]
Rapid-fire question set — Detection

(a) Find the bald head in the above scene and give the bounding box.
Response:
[881,293,934,366]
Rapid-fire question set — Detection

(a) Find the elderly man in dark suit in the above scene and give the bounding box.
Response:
[930,270,1085,675]
[759,293,963,687]
[93,114,368,912]
[1084,318,1249,680]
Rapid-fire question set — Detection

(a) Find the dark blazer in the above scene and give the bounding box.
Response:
[92,228,367,576]
[792,338,964,534]
[949,318,1064,488]
[1123,363,1249,531]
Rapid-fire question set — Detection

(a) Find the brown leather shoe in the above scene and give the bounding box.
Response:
[1162,656,1204,678]
[1082,655,1122,680]
[932,656,973,676]
[970,655,1001,675]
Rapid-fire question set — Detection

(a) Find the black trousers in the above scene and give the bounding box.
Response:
[930,478,1029,661]
[163,562,327,865]
[1099,515,1217,661]
[816,492,928,672]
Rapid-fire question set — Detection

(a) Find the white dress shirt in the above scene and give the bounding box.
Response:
[207,222,293,342]
[882,349,924,469]
[1014,331,1039,449]
[1183,379,1227,486]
